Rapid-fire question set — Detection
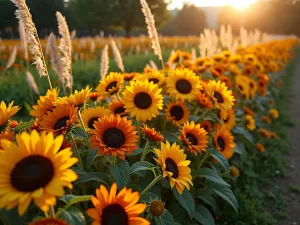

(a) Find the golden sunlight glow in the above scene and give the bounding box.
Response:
[168,0,258,10]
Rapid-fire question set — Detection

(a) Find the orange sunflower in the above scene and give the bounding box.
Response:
[165,101,190,127]
[141,124,164,142]
[55,87,91,108]
[87,183,150,225]
[108,100,127,117]
[213,126,235,159]
[196,92,213,109]
[96,72,124,97]
[178,121,209,155]
[91,115,138,160]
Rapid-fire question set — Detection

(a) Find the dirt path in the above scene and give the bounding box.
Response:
[278,62,300,225]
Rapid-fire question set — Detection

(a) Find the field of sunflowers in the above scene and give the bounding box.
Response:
[0,0,299,225]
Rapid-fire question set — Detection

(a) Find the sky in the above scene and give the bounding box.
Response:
[168,0,259,10]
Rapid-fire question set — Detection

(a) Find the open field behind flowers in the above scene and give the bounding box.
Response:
[0,0,299,225]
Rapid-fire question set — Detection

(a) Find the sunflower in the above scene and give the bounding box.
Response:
[123,72,138,82]
[168,50,181,64]
[269,109,279,119]
[178,121,209,155]
[166,68,202,102]
[220,75,232,88]
[30,89,59,119]
[122,80,163,122]
[200,121,212,134]
[213,126,235,159]
[89,92,100,102]
[243,106,256,116]
[0,101,20,128]
[229,64,242,75]
[154,141,193,194]
[245,115,256,131]
[248,78,257,99]
[40,104,78,135]
[0,129,14,150]
[165,101,190,126]
[55,87,91,108]
[262,116,271,124]
[235,75,250,100]
[258,128,272,138]
[9,120,18,128]
[108,99,127,117]
[87,183,150,225]
[81,106,111,131]
[204,80,235,110]
[256,143,265,152]
[221,109,236,130]
[196,92,213,109]
[141,70,165,87]
[0,131,78,215]
[141,124,164,142]
[91,115,138,160]
[96,72,124,97]
[29,218,70,225]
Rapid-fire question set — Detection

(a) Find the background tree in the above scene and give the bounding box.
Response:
[0,0,18,38]
[162,4,207,36]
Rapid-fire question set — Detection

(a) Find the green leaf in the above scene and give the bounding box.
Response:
[196,168,230,187]
[128,148,144,156]
[207,181,238,213]
[15,121,33,132]
[162,132,178,142]
[232,127,254,145]
[130,161,154,175]
[155,211,175,225]
[1,208,25,225]
[109,160,130,189]
[59,207,85,225]
[207,148,229,170]
[75,172,110,186]
[59,195,92,208]
[196,189,217,211]
[173,189,195,219]
[86,149,98,167]
[193,205,215,225]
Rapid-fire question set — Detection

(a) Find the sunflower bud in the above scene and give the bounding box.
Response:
[231,167,239,177]
[150,200,165,217]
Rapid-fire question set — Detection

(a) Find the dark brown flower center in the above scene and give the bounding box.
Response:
[176,79,192,94]
[103,128,125,148]
[148,78,159,84]
[249,82,254,89]
[165,158,179,178]
[217,136,225,151]
[202,125,209,133]
[238,85,244,91]
[186,133,198,145]
[150,200,165,217]
[11,155,54,192]
[88,117,98,129]
[54,116,70,130]
[213,91,224,103]
[102,204,128,225]
[114,106,126,115]
[134,92,152,109]
[170,106,184,121]
[106,81,118,92]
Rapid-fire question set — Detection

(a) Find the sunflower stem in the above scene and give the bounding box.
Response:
[49,206,56,218]
[197,152,210,170]
[103,155,113,164]
[141,140,150,161]
[68,133,84,169]
[140,174,163,196]
[112,156,117,165]
[78,110,92,150]
[0,211,11,225]
[199,108,210,119]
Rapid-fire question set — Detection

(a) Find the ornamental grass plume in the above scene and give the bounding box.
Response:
[110,39,125,73]
[140,0,163,67]
[19,21,28,62]
[56,11,73,90]
[5,46,17,70]
[26,71,40,95]
[10,0,51,88]
[100,44,109,79]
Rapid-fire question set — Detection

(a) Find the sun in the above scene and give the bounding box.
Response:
[228,0,258,9]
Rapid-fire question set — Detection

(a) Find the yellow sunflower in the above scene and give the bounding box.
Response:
[248,78,257,99]
[0,131,78,215]
[122,80,163,122]
[0,101,20,127]
[87,183,150,225]
[29,218,70,225]
[166,69,202,102]
[154,141,193,194]
[204,80,235,110]
[40,104,78,135]
[55,87,91,108]
[168,50,181,64]
[165,101,190,127]
[243,106,256,117]
[196,92,213,109]
[96,72,124,97]
[256,143,265,152]
[221,109,236,130]
[0,129,14,150]
[213,126,235,159]
[141,124,164,142]
[108,99,127,117]
[178,121,209,155]
[81,106,111,131]
[30,89,59,119]
[123,72,138,82]
[245,115,256,131]
[140,70,165,87]
[91,115,138,160]
[269,109,279,119]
